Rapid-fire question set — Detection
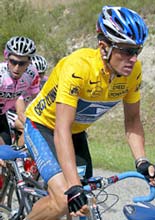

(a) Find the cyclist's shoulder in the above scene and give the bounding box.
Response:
[23,64,39,79]
[0,62,12,84]
[70,47,98,58]
[130,60,142,78]
[0,61,8,72]
[134,60,142,69]
[62,48,99,69]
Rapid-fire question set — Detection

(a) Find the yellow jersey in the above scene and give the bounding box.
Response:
[26,48,142,133]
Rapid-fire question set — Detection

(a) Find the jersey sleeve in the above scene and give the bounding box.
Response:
[29,71,40,95]
[56,59,85,108]
[123,61,142,103]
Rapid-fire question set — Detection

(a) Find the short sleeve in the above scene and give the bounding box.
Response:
[56,59,85,108]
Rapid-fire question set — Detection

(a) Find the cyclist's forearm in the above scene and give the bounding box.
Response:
[54,129,81,187]
[54,103,81,187]
[125,118,145,159]
[15,98,26,124]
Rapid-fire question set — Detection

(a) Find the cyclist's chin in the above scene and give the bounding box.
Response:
[11,72,22,80]
[117,69,133,77]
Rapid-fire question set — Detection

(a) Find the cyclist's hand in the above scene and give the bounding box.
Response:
[136,160,155,186]
[64,185,89,216]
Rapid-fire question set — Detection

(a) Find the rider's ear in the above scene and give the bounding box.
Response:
[99,41,109,59]
[99,40,107,48]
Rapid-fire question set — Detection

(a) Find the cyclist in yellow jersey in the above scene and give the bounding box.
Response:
[24,6,155,220]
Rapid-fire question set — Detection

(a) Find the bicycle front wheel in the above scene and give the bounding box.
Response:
[0,205,11,220]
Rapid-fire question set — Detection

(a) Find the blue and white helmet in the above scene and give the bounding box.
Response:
[96,6,148,45]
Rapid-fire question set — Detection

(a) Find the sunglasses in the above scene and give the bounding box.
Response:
[112,45,143,56]
[9,58,29,67]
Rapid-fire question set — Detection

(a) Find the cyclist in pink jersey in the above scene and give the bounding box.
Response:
[0,36,40,146]
[7,54,48,146]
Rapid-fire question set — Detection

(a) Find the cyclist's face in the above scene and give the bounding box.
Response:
[8,55,30,79]
[110,44,141,76]
[100,42,142,76]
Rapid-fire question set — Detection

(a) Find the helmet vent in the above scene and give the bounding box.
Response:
[135,21,141,39]
[114,17,124,31]
[102,13,106,20]
[20,42,23,53]
[119,10,126,21]
[107,9,112,16]
[105,24,126,40]
[128,24,135,39]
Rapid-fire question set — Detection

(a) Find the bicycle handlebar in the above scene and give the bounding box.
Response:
[1,146,155,203]
[0,145,29,160]
[83,171,155,203]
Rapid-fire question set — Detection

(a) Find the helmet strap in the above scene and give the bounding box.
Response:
[103,45,113,62]
[103,45,122,80]
[99,40,113,63]
[100,42,121,78]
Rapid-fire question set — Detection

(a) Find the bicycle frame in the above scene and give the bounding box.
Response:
[0,144,155,220]
[0,145,47,219]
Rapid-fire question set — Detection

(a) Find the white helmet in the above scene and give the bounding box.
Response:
[31,55,48,73]
[5,36,36,57]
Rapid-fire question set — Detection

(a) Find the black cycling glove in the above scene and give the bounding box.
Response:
[64,185,88,213]
[136,160,155,182]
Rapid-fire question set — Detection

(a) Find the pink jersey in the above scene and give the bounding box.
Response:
[0,62,40,114]
[21,75,48,105]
